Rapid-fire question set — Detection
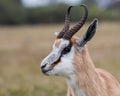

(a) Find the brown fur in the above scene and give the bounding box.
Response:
[67,36,120,96]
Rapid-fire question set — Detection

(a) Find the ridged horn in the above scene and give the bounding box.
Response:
[63,4,88,40]
[57,6,72,39]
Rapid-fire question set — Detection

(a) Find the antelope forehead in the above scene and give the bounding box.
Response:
[54,39,61,48]
[53,39,70,49]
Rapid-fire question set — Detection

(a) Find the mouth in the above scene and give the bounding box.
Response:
[41,68,53,74]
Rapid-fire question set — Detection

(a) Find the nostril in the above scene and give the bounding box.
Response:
[41,64,47,73]
[41,64,47,69]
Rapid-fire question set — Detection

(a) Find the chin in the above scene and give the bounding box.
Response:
[44,69,58,76]
[47,70,65,77]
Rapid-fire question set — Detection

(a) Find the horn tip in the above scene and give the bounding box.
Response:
[93,18,98,25]
[67,6,73,14]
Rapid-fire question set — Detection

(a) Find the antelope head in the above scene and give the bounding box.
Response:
[40,5,98,78]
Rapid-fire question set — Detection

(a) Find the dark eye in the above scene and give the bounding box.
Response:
[62,46,71,55]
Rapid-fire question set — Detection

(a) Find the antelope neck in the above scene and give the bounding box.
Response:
[66,47,103,96]
[66,74,85,96]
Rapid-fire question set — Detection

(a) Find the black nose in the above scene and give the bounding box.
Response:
[41,64,46,69]
[41,64,47,73]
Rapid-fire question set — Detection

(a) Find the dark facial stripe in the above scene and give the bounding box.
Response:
[50,42,72,68]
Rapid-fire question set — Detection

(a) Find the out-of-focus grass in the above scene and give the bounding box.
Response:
[0,22,120,96]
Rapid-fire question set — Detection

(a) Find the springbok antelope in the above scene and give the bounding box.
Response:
[40,5,120,96]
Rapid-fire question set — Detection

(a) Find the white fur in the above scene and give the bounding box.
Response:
[41,39,69,68]
[53,39,69,49]
[46,46,75,77]
[41,39,71,75]
[66,74,85,96]
[41,39,85,96]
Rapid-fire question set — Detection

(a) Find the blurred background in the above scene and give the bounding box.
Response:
[0,0,120,96]
[0,0,120,24]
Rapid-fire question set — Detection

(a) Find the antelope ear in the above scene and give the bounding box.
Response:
[76,18,98,49]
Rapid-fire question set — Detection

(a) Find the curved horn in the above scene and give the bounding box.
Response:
[57,6,72,39]
[63,4,88,40]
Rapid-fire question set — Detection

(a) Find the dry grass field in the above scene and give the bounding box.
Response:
[0,22,120,96]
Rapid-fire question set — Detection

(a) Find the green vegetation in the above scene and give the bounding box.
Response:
[0,0,120,25]
[0,22,120,96]
[0,0,27,24]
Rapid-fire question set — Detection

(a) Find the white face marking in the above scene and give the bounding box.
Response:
[47,46,75,77]
[40,39,75,77]
[41,39,69,67]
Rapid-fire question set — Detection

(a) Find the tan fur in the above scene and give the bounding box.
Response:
[52,37,120,96]
[54,39,61,47]
[67,36,120,96]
